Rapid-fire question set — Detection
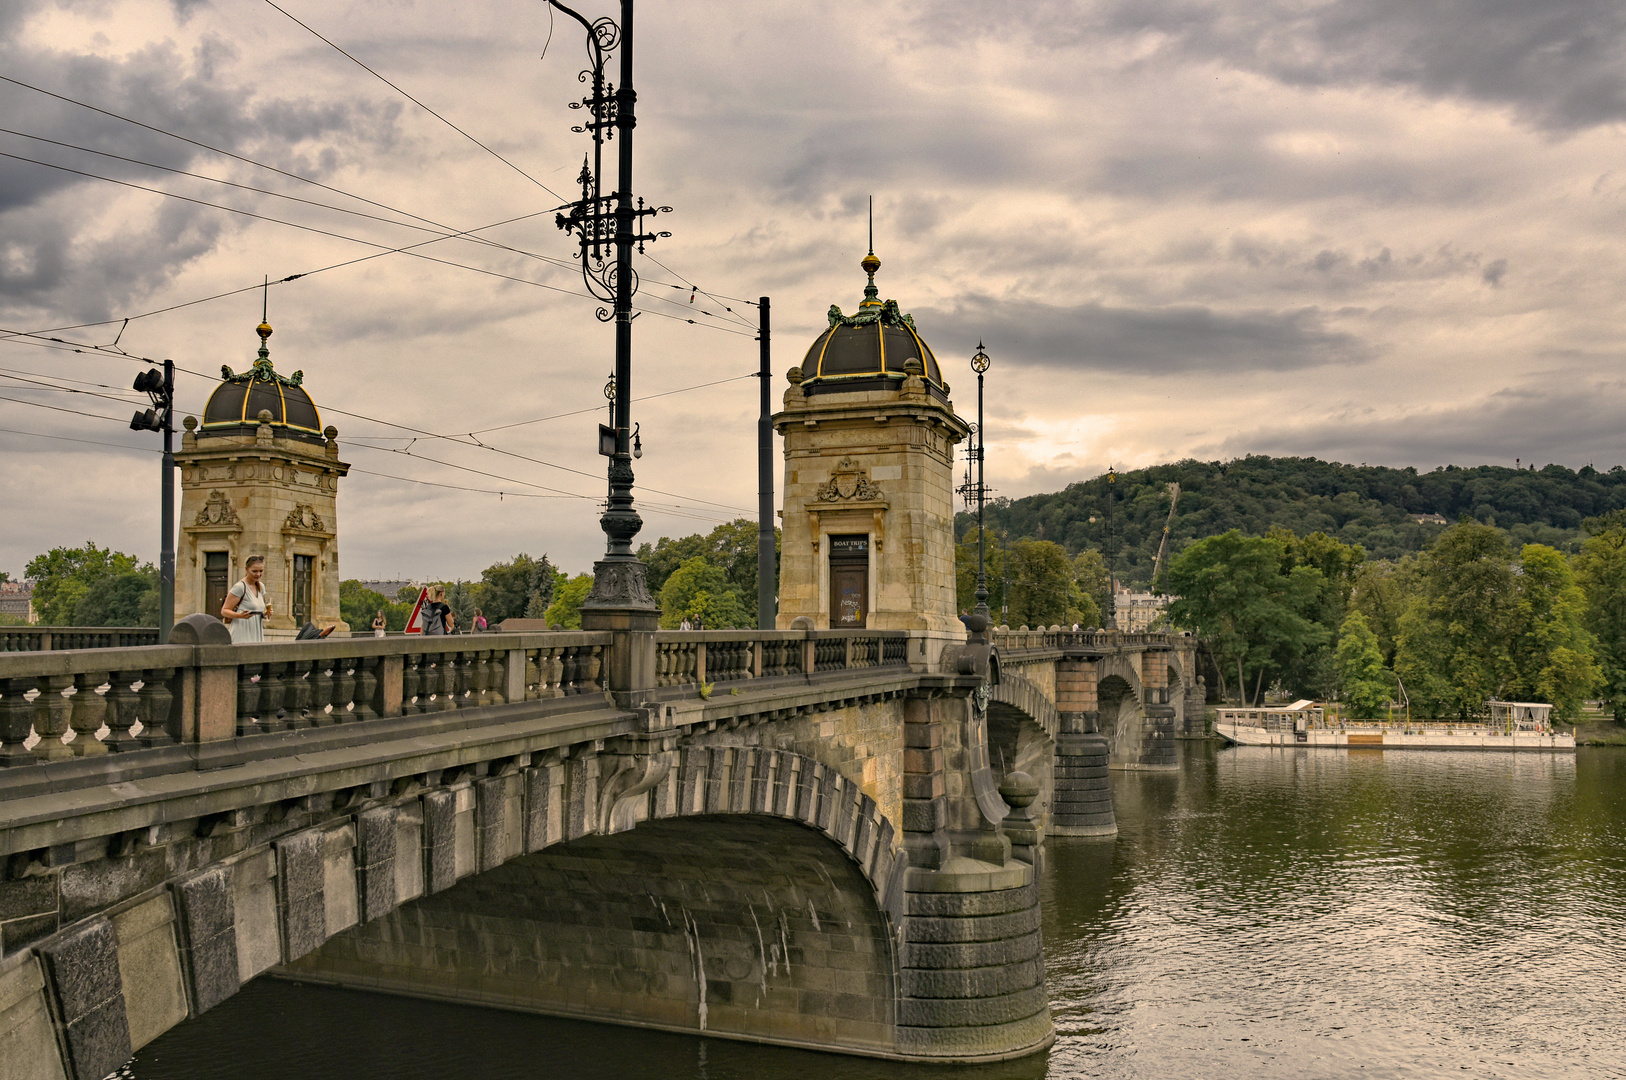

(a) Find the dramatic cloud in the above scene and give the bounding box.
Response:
[1,0,1624,583]
[918,296,1371,374]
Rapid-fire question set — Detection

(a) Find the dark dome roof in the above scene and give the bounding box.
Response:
[199,324,324,445]
[799,254,946,397]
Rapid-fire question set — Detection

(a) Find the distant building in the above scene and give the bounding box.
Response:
[0,580,37,623]
[1408,513,1448,525]
[1114,584,1170,633]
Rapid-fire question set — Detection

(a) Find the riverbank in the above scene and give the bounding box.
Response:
[1572,720,1626,746]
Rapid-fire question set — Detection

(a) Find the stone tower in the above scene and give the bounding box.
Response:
[173,320,350,636]
[773,250,970,636]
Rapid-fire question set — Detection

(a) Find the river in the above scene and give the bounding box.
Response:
[122,744,1626,1080]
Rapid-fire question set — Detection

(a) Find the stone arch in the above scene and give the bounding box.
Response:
[300,814,902,1056]
[22,747,915,1080]
[282,746,922,1059]
[987,671,1058,833]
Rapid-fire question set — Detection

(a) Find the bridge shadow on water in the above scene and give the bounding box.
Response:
[121,977,1050,1080]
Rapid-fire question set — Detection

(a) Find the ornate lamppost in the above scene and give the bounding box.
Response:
[548,0,670,619]
[958,343,993,619]
[1104,466,1117,630]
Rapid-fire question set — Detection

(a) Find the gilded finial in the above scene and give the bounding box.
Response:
[861,197,882,307]
[257,321,273,342]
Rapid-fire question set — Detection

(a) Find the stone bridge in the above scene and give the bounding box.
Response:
[0,620,1199,1078]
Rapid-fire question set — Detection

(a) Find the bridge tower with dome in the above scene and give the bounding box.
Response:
[173,318,351,636]
[773,247,971,638]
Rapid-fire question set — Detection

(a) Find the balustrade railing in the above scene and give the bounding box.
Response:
[0,627,160,652]
[0,628,917,769]
[993,627,1186,652]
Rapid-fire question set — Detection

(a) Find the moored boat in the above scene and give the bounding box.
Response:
[1214,699,1576,751]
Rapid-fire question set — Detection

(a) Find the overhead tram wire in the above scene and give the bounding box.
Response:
[0,328,754,518]
[5,207,565,341]
[260,0,566,203]
[0,423,161,454]
[0,74,756,342]
[254,5,756,334]
[0,153,759,341]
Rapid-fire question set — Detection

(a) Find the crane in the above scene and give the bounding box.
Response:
[1149,482,1181,591]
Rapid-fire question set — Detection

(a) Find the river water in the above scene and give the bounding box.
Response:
[125,744,1626,1080]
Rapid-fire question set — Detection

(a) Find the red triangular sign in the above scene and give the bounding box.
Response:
[403,587,429,634]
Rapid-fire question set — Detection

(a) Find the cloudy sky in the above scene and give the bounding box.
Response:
[3,0,1624,583]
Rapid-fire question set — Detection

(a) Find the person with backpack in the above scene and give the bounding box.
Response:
[422,585,451,635]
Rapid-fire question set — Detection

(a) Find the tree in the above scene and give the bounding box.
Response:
[1575,516,1626,720]
[657,557,752,629]
[340,580,412,632]
[26,542,151,625]
[1394,521,1518,718]
[1508,544,1599,720]
[1335,610,1390,718]
[637,519,779,616]
[1006,540,1094,629]
[1073,549,1110,626]
[477,553,555,623]
[1166,530,1328,704]
[954,528,1006,618]
[543,574,594,629]
[1350,557,1420,667]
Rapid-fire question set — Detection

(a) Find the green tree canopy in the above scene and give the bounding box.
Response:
[1004,539,1095,629]
[477,552,556,623]
[638,519,779,617]
[340,580,412,632]
[954,528,1006,618]
[1508,544,1599,719]
[1335,610,1391,718]
[1166,530,1329,704]
[26,542,152,626]
[1394,521,1519,718]
[1574,515,1626,720]
[543,574,594,630]
[657,557,752,630]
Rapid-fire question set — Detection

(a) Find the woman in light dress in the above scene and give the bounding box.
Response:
[221,554,271,643]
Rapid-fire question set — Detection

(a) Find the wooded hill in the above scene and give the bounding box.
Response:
[956,456,1626,587]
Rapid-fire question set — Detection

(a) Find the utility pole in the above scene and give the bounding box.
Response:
[550,0,670,620]
[130,361,175,641]
[757,297,775,629]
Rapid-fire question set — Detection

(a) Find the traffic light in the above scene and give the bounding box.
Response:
[130,368,171,431]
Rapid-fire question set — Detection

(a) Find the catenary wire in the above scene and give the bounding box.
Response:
[0,152,759,339]
[261,0,566,202]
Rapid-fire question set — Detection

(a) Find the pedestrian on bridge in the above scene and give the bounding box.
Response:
[221,555,270,644]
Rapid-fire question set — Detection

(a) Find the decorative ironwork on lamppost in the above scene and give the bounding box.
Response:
[958,342,994,619]
[1105,466,1118,629]
[548,0,670,616]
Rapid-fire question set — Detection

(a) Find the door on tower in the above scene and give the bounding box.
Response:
[828,534,869,629]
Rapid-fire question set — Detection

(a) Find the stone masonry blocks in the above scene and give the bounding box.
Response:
[110,894,188,1053]
[356,807,398,924]
[172,867,240,1015]
[0,953,67,1080]
[275,829,326,961]
[36,918,130,1080]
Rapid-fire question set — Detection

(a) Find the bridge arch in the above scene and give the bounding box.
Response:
[299,812,902,1056]
[986,671,1058,833]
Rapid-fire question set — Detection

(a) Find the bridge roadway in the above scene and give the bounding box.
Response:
[0,622,1201,1077]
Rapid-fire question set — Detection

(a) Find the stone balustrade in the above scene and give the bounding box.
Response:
[0,629,915,769]
[993,627,1189,653]
[0,627,161,653]
[653,629,908,688]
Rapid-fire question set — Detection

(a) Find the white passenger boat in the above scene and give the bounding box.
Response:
[1214,699,1576,751]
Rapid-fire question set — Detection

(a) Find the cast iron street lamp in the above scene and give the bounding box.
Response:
[548,0,670,614]
[958,343,993,620]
